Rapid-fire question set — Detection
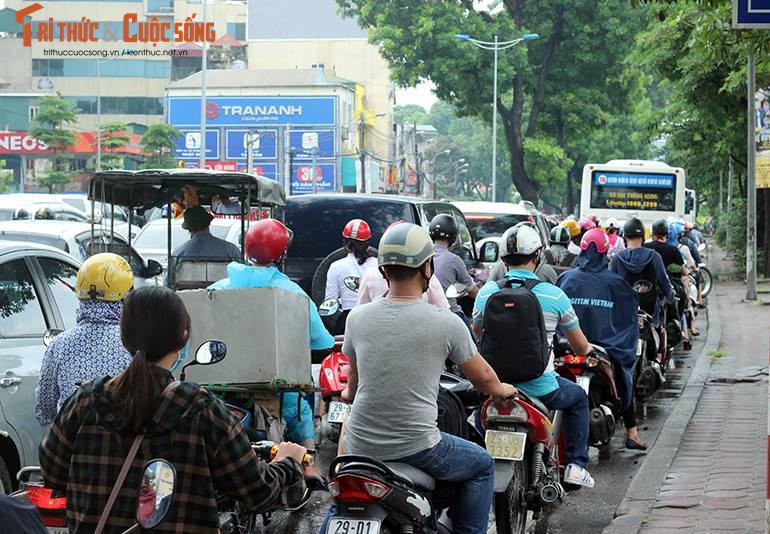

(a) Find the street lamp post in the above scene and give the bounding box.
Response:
[424,149,451,198]
[454,32,539,202]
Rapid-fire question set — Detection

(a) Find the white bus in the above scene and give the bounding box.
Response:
[580,160,687,232]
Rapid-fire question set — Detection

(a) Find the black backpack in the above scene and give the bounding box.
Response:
[627,260,659,316]
[480,279,550,383]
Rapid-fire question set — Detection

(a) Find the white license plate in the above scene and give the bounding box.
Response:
[328,518,380,534]
[485,430,527,461]
[48,529,68,534]
[327,401,351,423]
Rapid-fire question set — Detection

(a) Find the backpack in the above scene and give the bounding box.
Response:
[625,259,659,317]
[480,278,550,383]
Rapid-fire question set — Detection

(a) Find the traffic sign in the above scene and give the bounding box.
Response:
[733,0,770,28]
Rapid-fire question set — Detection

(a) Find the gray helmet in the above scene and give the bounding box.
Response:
[378,222,435,268]
[549,225,571,245]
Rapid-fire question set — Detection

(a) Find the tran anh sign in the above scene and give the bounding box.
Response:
[168,96,337,127]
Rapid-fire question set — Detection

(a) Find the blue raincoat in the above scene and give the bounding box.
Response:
[556,247,639,410]
[209,262,334,442]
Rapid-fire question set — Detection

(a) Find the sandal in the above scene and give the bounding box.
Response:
[625,437,648,451]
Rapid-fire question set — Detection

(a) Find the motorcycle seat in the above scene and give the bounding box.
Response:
[384,462,436,491]
[518,392,553,419]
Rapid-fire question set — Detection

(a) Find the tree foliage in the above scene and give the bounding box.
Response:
[29,95,78,192]
[338,0,649,204]
[140,124,182,169]
[98,121,130,171]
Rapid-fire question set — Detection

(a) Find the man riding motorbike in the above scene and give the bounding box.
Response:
[209,218,335,448]
[35,253,134,427]
[544,224,572,267]
[472,224,596,488]
[429,213,479,328]
[339,222,517,534]
[557,229,646,450]
[39,286,307,532]
[324,218,378,330]
[489,221,559,283]
[561,219,582,268]
[609,218,673,330]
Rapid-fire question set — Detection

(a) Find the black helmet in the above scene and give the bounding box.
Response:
[549,225,571,245]
[623,217,646,238]
[428,213,458,245]
[652,219,668,237]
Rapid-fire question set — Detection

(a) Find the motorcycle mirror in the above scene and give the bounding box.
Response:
[342,276,361,293]
[143,259,163,278]
[195,340,227,365]
[318,298,340,317]
[43,329,64,347]
[136,459,176,530]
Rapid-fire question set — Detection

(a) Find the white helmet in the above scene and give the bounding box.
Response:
[500,224,543,259]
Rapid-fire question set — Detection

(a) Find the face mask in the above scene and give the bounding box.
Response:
[170,341,189,374]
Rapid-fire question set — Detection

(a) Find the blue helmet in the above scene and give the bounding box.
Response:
[667,220,685,245]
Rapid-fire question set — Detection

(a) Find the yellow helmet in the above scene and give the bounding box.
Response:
[76,253,134,301]
[562,219,580,238]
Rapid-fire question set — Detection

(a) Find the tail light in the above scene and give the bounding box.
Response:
[27,486,67,527]
[481,399,529,428]
[528,216,535,223]
[561,354,599,367]
[329,474,391,502]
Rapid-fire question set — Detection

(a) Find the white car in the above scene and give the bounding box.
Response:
[0,220,162,286]
[133,218,243,271]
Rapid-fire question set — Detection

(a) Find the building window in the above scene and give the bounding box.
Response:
[66,97,163,116]
[29,106,39,122]
[147,0,174,12]
[33,59,170,79]
[226,22,246,41]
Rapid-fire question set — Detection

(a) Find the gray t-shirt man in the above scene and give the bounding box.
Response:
[342,298,476,459]
[432,245,475,313]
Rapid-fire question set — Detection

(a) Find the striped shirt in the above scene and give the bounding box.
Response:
[472,269,579,397]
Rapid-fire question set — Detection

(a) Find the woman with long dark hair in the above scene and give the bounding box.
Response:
[40,286,306,533]
[325,219,377,315]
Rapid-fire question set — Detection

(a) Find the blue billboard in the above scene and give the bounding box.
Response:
[226,129,278,160]
[291,163,335,195]
[733,0,770,28]
[173,129,219,160]
[594,172,674,189]
[168,96,337,127]
[236,162,279,181]
[288,129,336,160]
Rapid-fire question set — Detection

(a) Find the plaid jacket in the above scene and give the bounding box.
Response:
[39,367,304,533]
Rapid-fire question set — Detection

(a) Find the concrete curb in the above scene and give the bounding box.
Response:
[603,294,723,534]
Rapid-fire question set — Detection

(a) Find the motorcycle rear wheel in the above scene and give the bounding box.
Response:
[494,458,529,534]
[699,267,712,297]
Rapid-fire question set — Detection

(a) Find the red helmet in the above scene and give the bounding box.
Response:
[578,217,597,231]
[342,219,372,241]
[580,228,610,254]
[244,219,293,264]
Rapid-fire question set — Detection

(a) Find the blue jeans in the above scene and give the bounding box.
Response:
[395,432,494,534]
[538,376,590,469]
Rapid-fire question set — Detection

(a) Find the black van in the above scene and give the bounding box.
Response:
[278,194,480,298]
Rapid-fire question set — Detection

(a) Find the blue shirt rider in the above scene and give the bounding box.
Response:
[557,228,646,451]
[209,218,334,448]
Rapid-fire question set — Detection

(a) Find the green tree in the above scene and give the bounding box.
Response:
[394,104,428,125]
[0,160,12,193]
[98,121,130,171]
[29,95,78,193]
[140,124,182,169]
[338,0,647,203]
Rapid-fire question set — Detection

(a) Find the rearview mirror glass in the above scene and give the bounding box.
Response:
[480,241,500,263]
[195,340,227,365]
[343,276,361,293]
[43,329,64,347]
[143,259,163,278]
[318,298,340,317]
[137,460,176,529]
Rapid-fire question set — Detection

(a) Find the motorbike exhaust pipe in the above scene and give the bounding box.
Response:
[540,482,564,504]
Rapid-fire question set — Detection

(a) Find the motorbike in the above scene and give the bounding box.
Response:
[480,392,565,534]
[634,309,667,399]
[552,339,620,458]
[317,276,361,443]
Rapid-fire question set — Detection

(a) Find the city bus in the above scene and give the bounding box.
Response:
[580,160,687,232]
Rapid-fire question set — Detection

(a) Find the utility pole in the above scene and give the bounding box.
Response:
[312,146,318,194]
[198,0,208,169]
[246,130,258,174]
[413,122,420,196]
[96,59,101,172]
[747,53,758,300]
[727,156,734,246]
[719,168,724,214]
[359,116,366,194]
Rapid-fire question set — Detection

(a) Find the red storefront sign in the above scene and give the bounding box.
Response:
[0,132,144,155]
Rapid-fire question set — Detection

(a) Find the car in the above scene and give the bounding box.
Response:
[0,240,82,492]
[132,217,243,272]
[0,220,162,286]
[278,193,482,298]
[0,198,90,224]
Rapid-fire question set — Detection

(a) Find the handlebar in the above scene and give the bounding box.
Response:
[251,441,314,466]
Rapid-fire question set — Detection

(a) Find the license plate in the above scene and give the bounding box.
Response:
[327,401,351,423]
[485,430,527,461]
[48,529,68,534]
[328,518,380,534]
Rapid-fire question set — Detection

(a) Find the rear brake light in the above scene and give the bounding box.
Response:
[465,215,496,220]
[329,474,391,502]
[27,486,67,527]
[483,399,529,426]
[564,354,587,365]
[528,216,535,223]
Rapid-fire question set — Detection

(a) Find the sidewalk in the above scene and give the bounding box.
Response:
[639,276,769,533]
